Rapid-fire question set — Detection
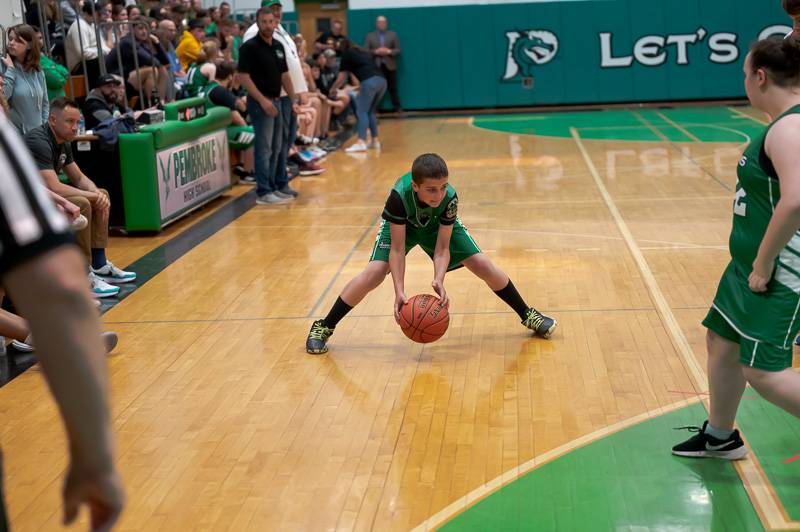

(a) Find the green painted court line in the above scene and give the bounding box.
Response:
[439,403,759,531]
[472,106,767,144]
[440,400,800,531]
[736,392,800,522]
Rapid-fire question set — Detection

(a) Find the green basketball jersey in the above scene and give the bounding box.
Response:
[185,63,210,98]
[730,105,800,283]
[199,80,219,103]
[712,105,800,350]
[383,173,457,234]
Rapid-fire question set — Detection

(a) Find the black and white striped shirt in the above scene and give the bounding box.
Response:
[0,112,73,275]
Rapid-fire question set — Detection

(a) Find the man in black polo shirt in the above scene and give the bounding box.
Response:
[24,97,136,298]
[237,6,300,205]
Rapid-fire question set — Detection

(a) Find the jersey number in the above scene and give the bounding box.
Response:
[734,187,747,217]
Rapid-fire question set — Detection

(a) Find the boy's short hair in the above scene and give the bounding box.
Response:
[411,153,449,184]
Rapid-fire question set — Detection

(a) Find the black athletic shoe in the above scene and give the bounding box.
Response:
[672,420,748,460]
[306,319,334,354]
[522,308,557,338]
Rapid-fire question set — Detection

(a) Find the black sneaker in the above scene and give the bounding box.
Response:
[306,319,334,354]
[672,420,748,460]
[522,308,557,338]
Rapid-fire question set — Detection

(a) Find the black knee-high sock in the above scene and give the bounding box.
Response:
[323,297,353,329]
[493,279,529,320]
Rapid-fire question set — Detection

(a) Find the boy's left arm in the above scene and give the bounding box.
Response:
[432,224,453,306]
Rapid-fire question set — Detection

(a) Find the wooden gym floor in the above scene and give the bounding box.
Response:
[2,106,800,531]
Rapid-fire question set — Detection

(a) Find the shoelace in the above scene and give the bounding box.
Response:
[309,323,332,341]
[524,310,544,329]
[673,426,702,432]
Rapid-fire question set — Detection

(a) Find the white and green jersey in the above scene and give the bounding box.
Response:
[713,105,800,349]
[730,105,800,287]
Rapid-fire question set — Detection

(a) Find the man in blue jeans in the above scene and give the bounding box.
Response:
[237,6,300,205]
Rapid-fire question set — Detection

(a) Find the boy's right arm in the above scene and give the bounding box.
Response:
[388,222,407,323]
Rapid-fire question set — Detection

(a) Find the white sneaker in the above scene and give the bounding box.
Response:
[256,192,291,205]
[369,139,381,150]
[10,338,34,353]
[345,141,368,153]
[72,214,88,230]
[15,331,118,354]
[91,261,137,284]
[273,190,295,200]
[89,272,120,298]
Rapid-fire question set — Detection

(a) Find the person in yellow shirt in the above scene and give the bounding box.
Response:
[176,19,206,71]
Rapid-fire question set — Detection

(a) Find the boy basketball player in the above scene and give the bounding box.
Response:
[306,153,557,354]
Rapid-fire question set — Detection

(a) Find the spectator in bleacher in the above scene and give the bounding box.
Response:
[170,4,188,30]
[158,19,186,101]
[315,19,346,56]
[185,40,219,98]
[237,7,300,205]
[25,0,59,44]
[66,2,111,91]
[24,97,137,297]
[125,5,141,19]
[36,29,70,101]
[176,18,206,71]
[113,18,170,107]
[219,1,232,20]
[82,73,122,129]
[205,7,220,36]
[243,0,306,198]
[316,48,356,131]
[365,16,401,113]
[109,4,130,45]
[307,57,344,141]
[59,0,79,30]
[187,0,203,20]
[0,286,119,353]
[333,39,386,153]
[218,19,241,62]
[293,34,326,145]
[201,60,255,181]
[2,24,49,134]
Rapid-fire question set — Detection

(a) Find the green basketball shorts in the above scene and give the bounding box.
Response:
[704,261,800,372]
[369,218,481,271]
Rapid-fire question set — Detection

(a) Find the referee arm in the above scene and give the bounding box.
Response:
[0,117,124,530]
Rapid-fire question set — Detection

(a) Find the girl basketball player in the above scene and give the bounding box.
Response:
[673,37,800,458]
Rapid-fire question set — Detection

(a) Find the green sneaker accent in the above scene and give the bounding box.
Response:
[523,308,557,338]
[306,319,334,354]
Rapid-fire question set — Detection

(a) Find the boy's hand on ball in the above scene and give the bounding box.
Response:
[394,292,408,324]
[431,280,448,307]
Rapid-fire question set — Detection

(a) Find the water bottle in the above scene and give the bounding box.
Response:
[78,113,85,135]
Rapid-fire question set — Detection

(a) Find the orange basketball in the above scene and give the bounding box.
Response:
[399,294,450,343]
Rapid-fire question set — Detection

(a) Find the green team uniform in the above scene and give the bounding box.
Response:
[370,173,481,270]
[704,105,800,371]
[185,62,211,98]
[201,81,255,151]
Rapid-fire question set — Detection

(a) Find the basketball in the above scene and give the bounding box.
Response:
[399,294,450,343]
